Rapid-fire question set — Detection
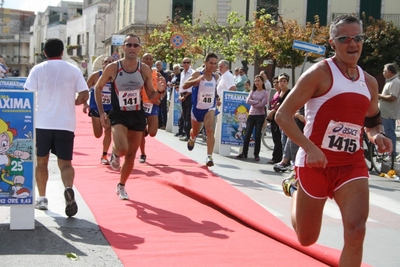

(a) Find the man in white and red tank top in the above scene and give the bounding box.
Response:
[275,14,392,266]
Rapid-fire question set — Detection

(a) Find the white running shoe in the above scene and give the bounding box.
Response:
[206,156,214,167]
[35,197,48,210]
[116,184,129,200]
[110,152,120,170]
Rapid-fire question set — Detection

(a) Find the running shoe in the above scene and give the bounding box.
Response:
[100,155,110,165]
[187,138,195,151]
[206,156,214,167]
[116,184,129,200]
[64,188,78,217]
[282,174,297,197]
[236,153,247,159]
[273,162,290,172]
[35,197,48,210]
[139,154,146,163]
[110,152,120,170]
[254,156,260,162]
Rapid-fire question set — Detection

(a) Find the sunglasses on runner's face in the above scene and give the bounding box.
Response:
[124,43,140,48]
[334,34,364,44]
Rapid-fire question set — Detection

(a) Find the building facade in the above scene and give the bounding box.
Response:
[0,8,35,77]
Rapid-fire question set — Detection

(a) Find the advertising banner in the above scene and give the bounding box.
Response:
[0,90,34,205]
[220,91,254,147]
[0,77,27,90]
[173,90,182,126]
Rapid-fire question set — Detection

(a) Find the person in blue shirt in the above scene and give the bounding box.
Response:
[84,56,114,165]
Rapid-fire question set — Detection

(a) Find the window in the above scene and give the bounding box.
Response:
[360,0,381,20]
[257,0,279,20]
[306,0,328,26]
[129,0,132,23]
[172,0,193,22]
[77,34,81,45]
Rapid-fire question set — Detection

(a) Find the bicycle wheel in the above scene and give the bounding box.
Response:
[369,142,390,174]
[362,136,373,171]
[262,123,274,150]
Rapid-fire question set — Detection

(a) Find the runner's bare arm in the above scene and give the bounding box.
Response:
[94,63,116,114]
[75,90,89,105]
[276,61,329,168]
[183,72,201,89]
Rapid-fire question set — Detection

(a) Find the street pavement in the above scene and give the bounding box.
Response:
[0,128,399,267]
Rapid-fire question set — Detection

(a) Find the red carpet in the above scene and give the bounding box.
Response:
[72,107,368,267]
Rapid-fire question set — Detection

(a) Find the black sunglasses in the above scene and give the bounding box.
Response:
[334,34,364,44]
[183,62,190,64]
[124,43,140,48]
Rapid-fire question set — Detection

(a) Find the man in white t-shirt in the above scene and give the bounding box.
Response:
[24,38,89,217]
[217,60,236,99]
[178,57,195,141]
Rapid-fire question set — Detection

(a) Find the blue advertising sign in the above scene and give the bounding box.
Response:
[0,90,34,205]
[0,77,27,90]
[220,91,254,146]
[292,40,326,55]
[173,90,182,126]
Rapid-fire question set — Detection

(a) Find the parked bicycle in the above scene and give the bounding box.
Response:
[261,119,274,150]
[362,131,393,174]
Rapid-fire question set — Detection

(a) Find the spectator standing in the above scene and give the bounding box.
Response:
[236,75,269,161]
[24,38,89,217]
[233,67,240,79]
[156,60,169,130]
[0,57,8,78]
[244,80,251,93]
[259,70,272,96]
[216,60,236,98]
[379,63,400,157]
[169,64,184,137]
[179,58,195,142]
[266,74,290,164]
[235,68,248,92]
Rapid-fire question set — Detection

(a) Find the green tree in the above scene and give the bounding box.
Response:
[194,12,253,64]
[249,10,329,85]
[143,12,253,66]
[142,18,203,64]
[359,16,400,76]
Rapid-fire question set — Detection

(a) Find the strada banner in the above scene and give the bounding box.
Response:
[0,91,35,205]
[220,91,254,146]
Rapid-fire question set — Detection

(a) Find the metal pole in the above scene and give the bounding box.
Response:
[300,27,315,75]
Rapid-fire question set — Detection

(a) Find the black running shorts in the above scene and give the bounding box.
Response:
[108,108,146,131]
[36,129,75,160]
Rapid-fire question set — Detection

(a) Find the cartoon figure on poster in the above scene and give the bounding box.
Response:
[0,119,31,198]
[232,105,249,140]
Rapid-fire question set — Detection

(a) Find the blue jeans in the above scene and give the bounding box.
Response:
[382,117,397,155]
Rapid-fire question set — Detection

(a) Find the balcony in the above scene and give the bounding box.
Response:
[67,45,88,62]
[382,13,400,28]
[48,13,68,25]
[332,13,400,28]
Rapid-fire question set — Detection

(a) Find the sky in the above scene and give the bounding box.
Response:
[2,0,83,14]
